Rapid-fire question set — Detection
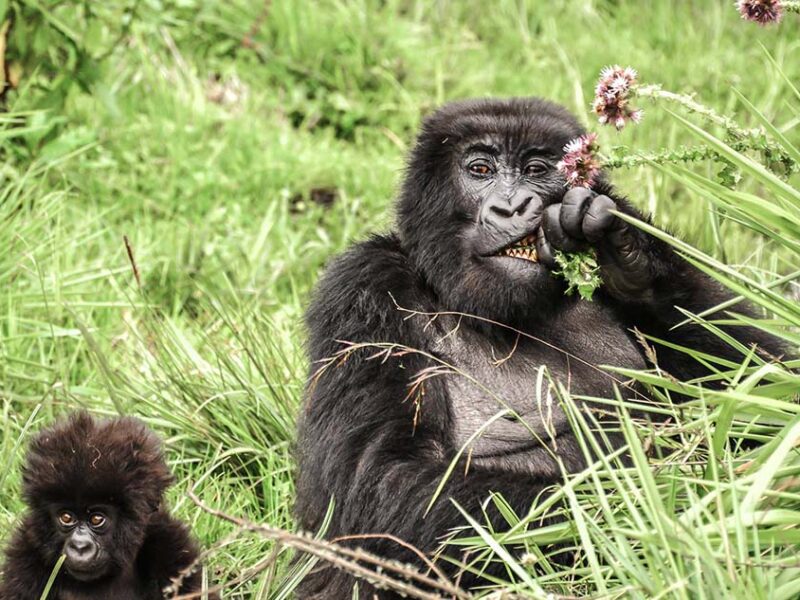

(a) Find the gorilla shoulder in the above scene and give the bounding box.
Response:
[306,233,429,361]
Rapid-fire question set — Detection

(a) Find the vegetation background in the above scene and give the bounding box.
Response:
[1,1,798,598]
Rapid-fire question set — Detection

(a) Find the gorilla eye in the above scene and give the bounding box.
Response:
[58,512,76,527]
[89,513,106,528]
[468,161,493,177]
[524,160,549,176]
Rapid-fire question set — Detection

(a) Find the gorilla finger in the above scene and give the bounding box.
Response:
[560,187,595,239]
[542,204,584,253]
[535,227,556,268]
[608,226,635,254]
[582,195,620,243]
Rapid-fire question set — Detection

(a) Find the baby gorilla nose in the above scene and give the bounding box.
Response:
[65,529,99,567]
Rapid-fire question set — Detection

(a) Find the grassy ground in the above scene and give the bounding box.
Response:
[1,1,799,597]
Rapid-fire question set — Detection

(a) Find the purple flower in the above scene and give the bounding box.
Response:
[592,65,643,130]
[736,0,784,25]
[557,133,601,189]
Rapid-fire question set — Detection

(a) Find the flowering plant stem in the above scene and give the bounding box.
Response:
[601,144,716,170]
[634,84,788,161]
[635,84,748,138]
[601,137,790,171]
[557,49,800,301]
[635,85,747,136]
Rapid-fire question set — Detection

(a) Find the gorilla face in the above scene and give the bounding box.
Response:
[398,98,586,325]
[53,503,118,581]
[17,412,173,589]
[459,137,559,276]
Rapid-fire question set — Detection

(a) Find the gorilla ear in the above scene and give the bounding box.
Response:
[140,464,175,514]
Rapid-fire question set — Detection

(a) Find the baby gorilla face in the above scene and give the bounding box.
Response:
[0,413,209,599]
[53,503,117,581]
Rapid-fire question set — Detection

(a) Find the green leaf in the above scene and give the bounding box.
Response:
[553,249,602,300]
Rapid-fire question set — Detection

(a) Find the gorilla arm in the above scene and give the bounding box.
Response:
[0,518,49,600]
[138,510,214,599]
[295,235,556,595]
[537,186,786,380]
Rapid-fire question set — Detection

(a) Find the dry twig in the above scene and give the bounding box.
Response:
[167,491,473,600]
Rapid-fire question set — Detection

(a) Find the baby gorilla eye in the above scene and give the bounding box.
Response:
[467,161,493,176]
[524,160,549,176]
[58,512,76,527]
[89,513,106,528]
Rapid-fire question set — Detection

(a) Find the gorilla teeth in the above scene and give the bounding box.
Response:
[502,247,538,262]
[498,232,538,262]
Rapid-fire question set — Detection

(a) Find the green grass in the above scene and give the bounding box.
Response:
[1,1,799,597]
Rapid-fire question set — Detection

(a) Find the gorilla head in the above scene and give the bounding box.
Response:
[21,411,173,582]
[397,98,586,324]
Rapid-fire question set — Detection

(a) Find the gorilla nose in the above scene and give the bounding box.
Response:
[480,193,540,230]
[66,536,97,562]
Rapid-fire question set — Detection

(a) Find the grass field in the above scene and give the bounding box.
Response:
[1,1,799,598]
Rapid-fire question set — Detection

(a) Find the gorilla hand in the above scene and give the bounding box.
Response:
[536,187,652,301]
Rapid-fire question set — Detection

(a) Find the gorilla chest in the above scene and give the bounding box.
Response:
[431,305,647,452]
[60,589,146,600]
[58,573,151,600]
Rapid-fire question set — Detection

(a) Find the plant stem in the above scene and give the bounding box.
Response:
[636,85,754,139]
[602,144,716,169]
[634,84,790,163]
[601,139,770,170]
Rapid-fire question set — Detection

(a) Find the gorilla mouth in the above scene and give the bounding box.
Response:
[496,233,538,262]
[66,565,102,582]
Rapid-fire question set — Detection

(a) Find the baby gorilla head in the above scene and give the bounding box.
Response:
[397,98,587,324]
[21,411,174,582]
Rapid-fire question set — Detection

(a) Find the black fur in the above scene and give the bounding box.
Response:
[295,98,784,598]
[0,412,213,600]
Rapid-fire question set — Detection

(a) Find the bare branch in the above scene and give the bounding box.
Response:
[168,492,474,600]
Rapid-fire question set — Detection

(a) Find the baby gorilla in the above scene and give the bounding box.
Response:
[0,411,209,599]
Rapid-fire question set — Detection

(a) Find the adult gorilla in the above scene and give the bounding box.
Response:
[295,98,782,598]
